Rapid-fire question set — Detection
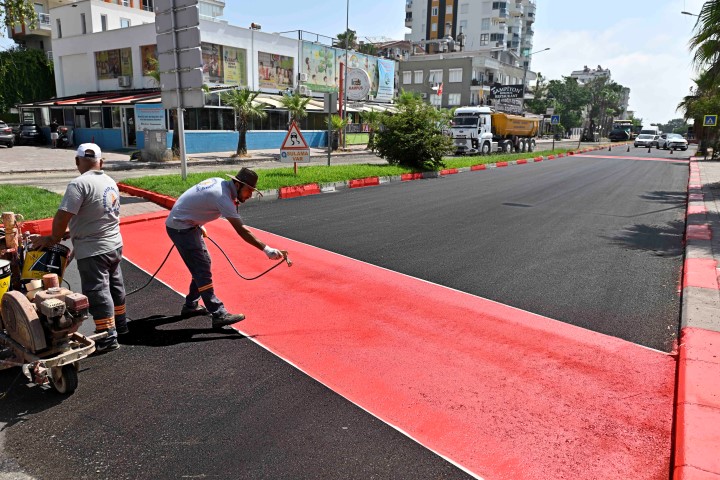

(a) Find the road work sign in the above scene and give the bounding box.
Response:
[280,121,310,163]
[704,115,718,127]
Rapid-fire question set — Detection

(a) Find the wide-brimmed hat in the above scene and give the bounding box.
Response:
[227,167,262,196]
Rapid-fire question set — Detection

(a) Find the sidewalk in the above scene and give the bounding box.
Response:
[675,158,720,480]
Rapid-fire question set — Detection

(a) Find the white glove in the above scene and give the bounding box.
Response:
[263,245,283,260]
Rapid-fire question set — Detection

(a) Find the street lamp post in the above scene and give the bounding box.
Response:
[681,10,699,17]
[521,47,550,114]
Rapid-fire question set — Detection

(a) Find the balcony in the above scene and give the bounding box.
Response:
[405,13,412,27]
[406,0,412,10]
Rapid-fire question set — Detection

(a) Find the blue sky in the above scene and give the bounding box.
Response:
[1,0,707,125]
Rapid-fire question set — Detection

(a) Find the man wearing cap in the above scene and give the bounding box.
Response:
[31,143,127,352]
[166,167,284,328]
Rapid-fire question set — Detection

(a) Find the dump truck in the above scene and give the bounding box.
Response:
[451,106,540,155]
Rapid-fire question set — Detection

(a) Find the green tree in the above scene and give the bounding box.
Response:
[280,91,311,125]
[358,42,378,56]
[585,77,625,136]
[329,114,348,151]
[3,0,39,34]
[360,108,382,151]
[689,0,720,83]
[0,48,55,115]
[221,88,268,156]
[336,29,357,50]
[374,92,453,170]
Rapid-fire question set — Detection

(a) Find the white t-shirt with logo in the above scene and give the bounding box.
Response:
[59,170,122,260]
[165,178,242,230]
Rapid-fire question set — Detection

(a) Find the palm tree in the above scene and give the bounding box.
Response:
[329,114,349,151]
[221,88,267,157]
[280,92,311,126]
[360,109,382,151]
[689,0,720,83]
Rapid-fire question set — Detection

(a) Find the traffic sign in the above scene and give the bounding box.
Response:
[704,115,718,127]
[551,115,560,125]
[155,5,199,34]
[280,121,310,163]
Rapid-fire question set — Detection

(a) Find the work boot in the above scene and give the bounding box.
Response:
[211,312,245,329]
[94,328,120,353]
[181,302,209,318]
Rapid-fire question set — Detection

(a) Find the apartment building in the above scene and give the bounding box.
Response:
[570,65,631,120]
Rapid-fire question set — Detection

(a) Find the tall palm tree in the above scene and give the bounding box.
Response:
[280,92,311,126]
[360,109,382,151]
[221,88,267,156]
[689,0,720,83]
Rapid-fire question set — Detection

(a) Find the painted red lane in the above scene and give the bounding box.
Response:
[574,154,690,163]
[121,215,675,480]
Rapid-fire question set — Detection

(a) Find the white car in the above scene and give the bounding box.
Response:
[634,134,656,148]
[657,133,688,151]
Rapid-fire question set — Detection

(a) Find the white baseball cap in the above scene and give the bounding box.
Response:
[76,143,102,161]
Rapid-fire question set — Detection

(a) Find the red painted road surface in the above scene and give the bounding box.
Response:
[573,154,690,164]
[121,215,675,480]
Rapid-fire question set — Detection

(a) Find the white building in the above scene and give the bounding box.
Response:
[570,65,631,120]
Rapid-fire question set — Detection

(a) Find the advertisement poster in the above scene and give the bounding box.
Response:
[140,45,157,75]
[345,52,378,95]
[376,58,395,101]
[202,42,223,84]
[134,103,166,131]
[222,46,247,86]
[301,42,338,92]
[258,51,294,90]
[95,48,131,79]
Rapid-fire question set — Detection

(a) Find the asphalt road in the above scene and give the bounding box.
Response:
[238,146,688,352]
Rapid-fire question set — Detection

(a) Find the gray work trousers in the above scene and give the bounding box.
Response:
[76,247,126,333]
[166,226,226,316]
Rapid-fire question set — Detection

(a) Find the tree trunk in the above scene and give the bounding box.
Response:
[238,118,248,156]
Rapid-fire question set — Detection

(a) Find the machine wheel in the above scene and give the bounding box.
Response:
[528,140,536,152]
[50,364,78,395]
[519,139,527,153]
[481,142,491,155]
[503,141,513,153]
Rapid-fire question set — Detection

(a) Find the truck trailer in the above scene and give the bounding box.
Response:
[451,107,540,155]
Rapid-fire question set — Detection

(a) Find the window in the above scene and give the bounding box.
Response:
[403,71,412,85]
[431,23,437,32]
[446,5,452,14]
[120,18,130,28]
[448,93,461,106]
[490,33,504,42]
[121,0,130,6]
[81,13,86,34]
[414,70,423,84]
[460,20,467,32]
[142,0,153,11]
[449,68,462,83]
[429,69,443,83]
[492,2,507,9]
[430,94,442,107]
[431,6,438,16]
[481,18,490,30]
[89,108,103,128]
[460,3,468,14]
[56,19,62,38]
[480,34,489,46]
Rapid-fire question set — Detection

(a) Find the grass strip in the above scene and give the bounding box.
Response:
[0,185,63,221]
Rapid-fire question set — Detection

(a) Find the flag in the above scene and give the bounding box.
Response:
[437,83,443,96]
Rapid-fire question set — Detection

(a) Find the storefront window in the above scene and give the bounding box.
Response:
[89,108,102,128]
[111,107,121,128]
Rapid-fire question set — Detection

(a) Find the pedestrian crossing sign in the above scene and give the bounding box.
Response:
[551,115,560,125]
[704,115,718,127]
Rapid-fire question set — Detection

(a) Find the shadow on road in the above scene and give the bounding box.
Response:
[120,313,246,348]
[605,219,685,257]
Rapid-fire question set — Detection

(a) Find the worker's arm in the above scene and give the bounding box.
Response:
[227,217,284,260]
[30,210,74,250]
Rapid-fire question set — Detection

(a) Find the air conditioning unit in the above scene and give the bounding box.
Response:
[420,92,428,99]
[298,85,312,96]
[118,75,132,88]
[299,73,308,82]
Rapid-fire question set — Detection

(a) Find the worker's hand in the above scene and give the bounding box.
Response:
[199,226,208,238]
[28,235,54,250]
[263,245,284,260]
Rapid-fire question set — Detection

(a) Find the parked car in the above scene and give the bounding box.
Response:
[15,124,45,145]
[0,121,15,148]
[634,133,656,148]
[657,133,688,151]
[650,135,660,148]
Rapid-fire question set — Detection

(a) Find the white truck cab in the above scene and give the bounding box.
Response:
[451,106,494,155]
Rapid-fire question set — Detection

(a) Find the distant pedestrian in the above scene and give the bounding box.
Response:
[165,167,286,329]
[31,143,127,352]
[50,120,59,148]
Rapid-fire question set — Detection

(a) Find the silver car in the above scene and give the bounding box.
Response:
[658,133,688,151]
[634,134,656,148]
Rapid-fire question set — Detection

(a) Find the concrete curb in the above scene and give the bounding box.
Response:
[674,158,720,480]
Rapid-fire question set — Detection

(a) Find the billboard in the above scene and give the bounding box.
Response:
[489,84,524,99]
[95,48,133,79]
[258,51,294,90]
[222,46,247,87]
[376,58,395,101]
[202,42,223,84]
[302,42,338,92]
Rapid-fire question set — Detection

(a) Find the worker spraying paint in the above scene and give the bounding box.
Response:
[165,168,287,330]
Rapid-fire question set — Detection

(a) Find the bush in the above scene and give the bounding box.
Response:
[374,93,454,171]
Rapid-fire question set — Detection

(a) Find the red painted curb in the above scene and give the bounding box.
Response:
[516,159,528,165]
[569,151,575,156]
[534,157,543,162]
[279,183,321,199]
[496,161,508,168]
[21,218,53,236]
[349,177,380,188]
[118,182,176,209]
[674,328,720,479]
[547,155,556,160]
[470,164,487,171]
[401,173,424,181]
[440,168,459,175]
[688,205,707,216]
[687,224,712,241]
[683,258,719,289]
